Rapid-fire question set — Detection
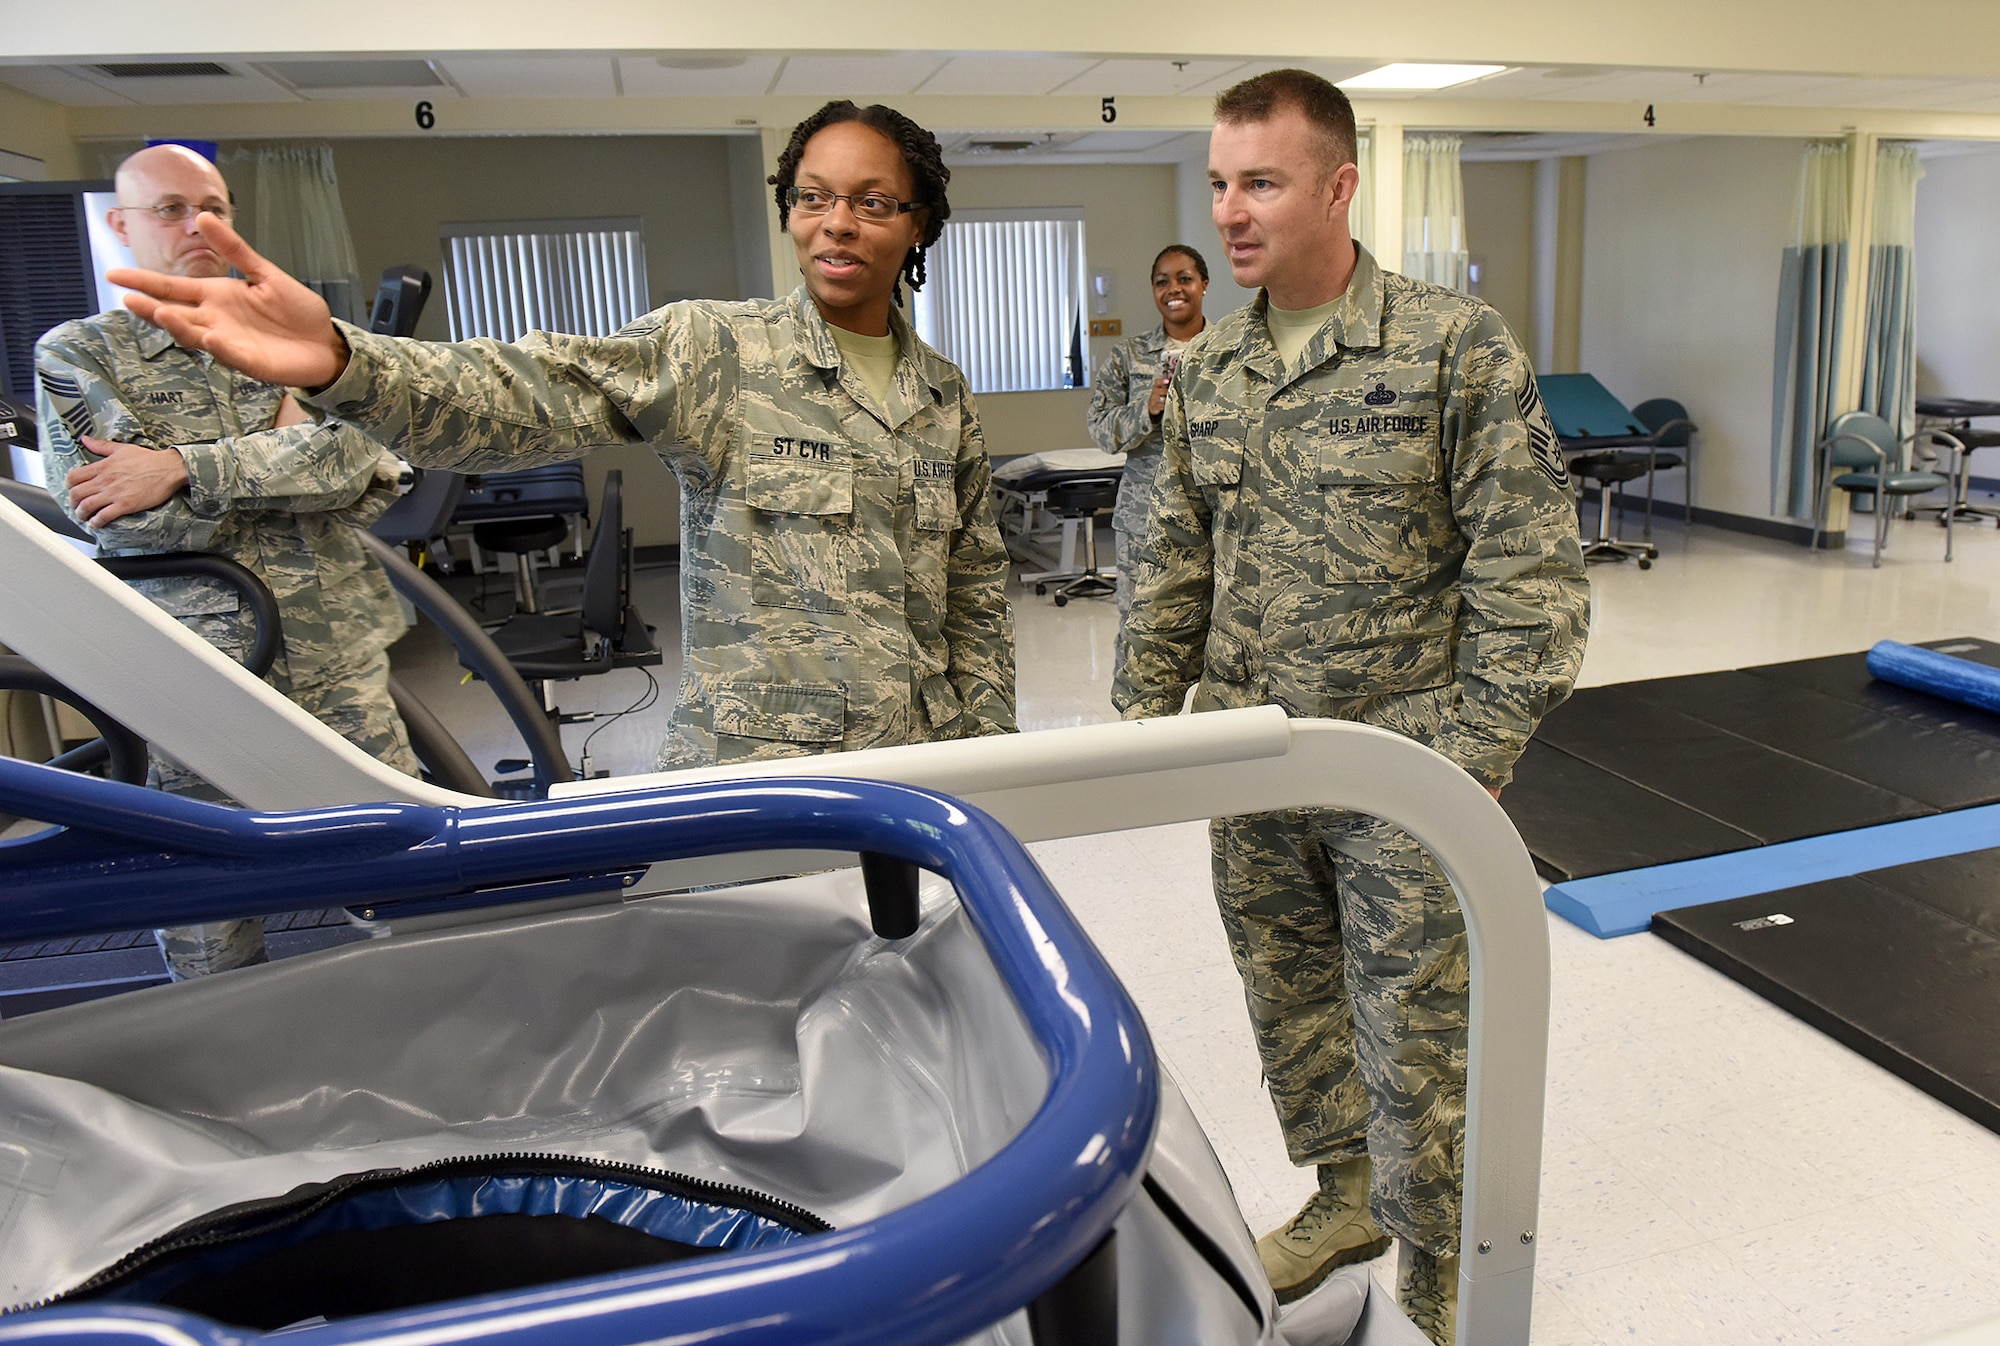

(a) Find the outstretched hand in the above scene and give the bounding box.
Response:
[108,214,352,390]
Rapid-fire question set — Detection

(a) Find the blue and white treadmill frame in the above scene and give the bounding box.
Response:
[0,492,1552,1346]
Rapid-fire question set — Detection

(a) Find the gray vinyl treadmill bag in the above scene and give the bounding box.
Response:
[0,868,1367,1345]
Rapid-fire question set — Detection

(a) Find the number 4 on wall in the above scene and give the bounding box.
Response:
[1644,104,1657,127]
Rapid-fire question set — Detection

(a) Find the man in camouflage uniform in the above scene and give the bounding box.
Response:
[36,144,416,980]
[107,106,1016,771]
[1112,71,1587,1342]
[1087,244,1211,667]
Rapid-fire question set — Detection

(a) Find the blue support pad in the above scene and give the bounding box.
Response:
[1867,639,2000,715]
[1544,802,2000,937]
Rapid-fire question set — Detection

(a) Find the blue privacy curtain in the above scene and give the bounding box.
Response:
[1771,140,1851,520]
[1860,143,1924,447]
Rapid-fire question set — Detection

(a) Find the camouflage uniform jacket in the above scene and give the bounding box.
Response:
[307,286,1018,768]
[1087,322,1177,537]
[35,310,407,675]
[1112,245,1588,789]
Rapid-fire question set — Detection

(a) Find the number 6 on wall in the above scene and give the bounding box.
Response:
[416,100,436,130]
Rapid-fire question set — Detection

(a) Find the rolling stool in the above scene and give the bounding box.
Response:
[1030,476,1119,606]
[473,515,570,613]
[1570,452,1657,568]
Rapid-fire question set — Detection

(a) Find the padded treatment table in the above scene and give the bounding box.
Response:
[1653,847,2000,1133]
[1504,638,2000,883]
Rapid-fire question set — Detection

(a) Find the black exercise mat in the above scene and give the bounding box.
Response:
[1746,638,2000,742]
[1502,638,2000,882]
[1653,855,2000,1134]
[1619,670,2000,813]
[1530,686,1934,844]
[1503,740,1758,883]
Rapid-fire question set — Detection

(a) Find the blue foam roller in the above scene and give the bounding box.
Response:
[1866,640,2000,715]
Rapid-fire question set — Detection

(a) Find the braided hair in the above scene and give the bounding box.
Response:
[770,100,951,300]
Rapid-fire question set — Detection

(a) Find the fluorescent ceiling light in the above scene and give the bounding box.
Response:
[1339,63,1508,91]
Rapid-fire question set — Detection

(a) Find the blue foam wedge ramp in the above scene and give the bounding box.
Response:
[1866,639,2000,715]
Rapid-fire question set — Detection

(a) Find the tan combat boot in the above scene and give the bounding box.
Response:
[1397,1241,1460,1346]
[1255,1156,1392,1303]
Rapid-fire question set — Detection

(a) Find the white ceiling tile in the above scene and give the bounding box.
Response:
[1062,58,1252,96]
[917,55,1102,96]
[68,63,299,106]
[0,65,133,106]
[1051,129,1192,154]
[433,56,618,100]
[770,53,952,98]
[616,54,786,98]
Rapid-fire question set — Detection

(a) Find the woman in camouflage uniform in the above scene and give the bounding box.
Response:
[112,103,1017,769]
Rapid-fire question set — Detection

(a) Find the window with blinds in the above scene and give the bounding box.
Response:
[912,209,1087,394]
[439,218,650,342]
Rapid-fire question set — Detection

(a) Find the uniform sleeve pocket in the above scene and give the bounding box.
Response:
[712,680,846,745]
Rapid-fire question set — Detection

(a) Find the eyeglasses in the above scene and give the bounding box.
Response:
[786,186,918,223]
[117,201,234,224]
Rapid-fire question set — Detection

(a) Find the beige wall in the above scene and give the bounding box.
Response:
[1915,145,2000,404]
[310,134,743,546]
[0,84,80,180]
[1461,160,1536,354]
[326,134,743,341]
[942,161,1179,459]
[1579,135,1805,519]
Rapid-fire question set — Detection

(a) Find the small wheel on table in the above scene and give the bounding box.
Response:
[1054,593,1069,607]
[1034,583,1047,596]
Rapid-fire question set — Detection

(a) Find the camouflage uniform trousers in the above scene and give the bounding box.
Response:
[153,643,417,980]
[1113,530,1139,672]
[1211,804,1469,1257]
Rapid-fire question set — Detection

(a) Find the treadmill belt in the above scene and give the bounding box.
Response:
[1653,847,2000,1133]
[1502,639,2000,881]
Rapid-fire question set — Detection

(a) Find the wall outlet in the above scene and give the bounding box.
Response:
[1089,318,1122,337]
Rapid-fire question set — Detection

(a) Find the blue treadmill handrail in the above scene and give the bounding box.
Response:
[0,758,1159,1346]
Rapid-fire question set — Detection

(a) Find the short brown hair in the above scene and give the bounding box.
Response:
[1213,69,1357,175]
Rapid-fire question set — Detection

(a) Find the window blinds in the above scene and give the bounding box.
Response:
[440,218,649,342]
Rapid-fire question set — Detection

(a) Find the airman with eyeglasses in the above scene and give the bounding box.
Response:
[37,142,418,979]
[115,199,236,226]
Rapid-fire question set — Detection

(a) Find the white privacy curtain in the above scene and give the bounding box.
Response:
[1350,129,1374,254]
[237,145,364,325]
[1861,143,1925,447]
[439,220,650,342]
[912,209,1086,394]
[1770,140,1851,519]
[1402,135,1469,291]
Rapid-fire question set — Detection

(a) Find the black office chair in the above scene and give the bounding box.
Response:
[471,469,661,697]
[1029,476,1120,606]
[453,464,591,614]
[1631,398,1698,541]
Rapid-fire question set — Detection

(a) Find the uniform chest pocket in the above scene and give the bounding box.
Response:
[911,458,954,532]
[1188,421,1245,489]
[744,440,854,613]
[1316,443,1441,584]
